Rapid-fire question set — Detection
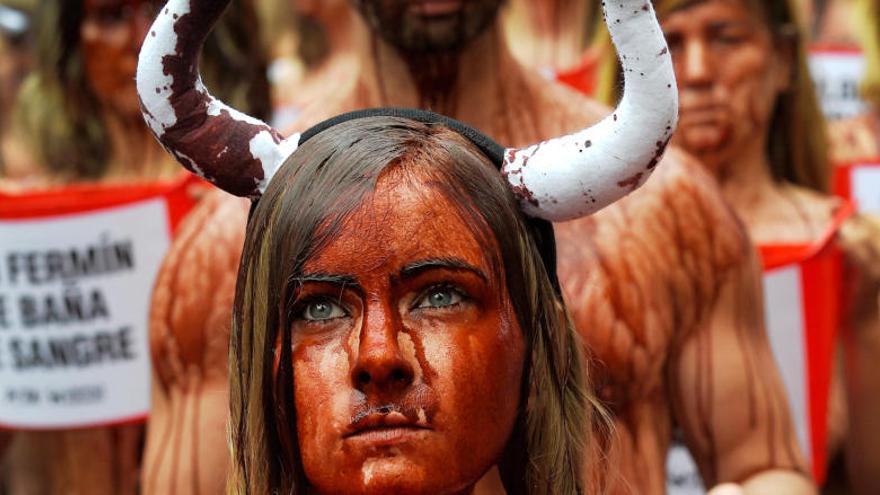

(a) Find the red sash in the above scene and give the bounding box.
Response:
[553,48,600,97]
[0,173,205,233]
[758,201,856,484]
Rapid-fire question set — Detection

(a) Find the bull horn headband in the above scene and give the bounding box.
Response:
[137,0,677,222]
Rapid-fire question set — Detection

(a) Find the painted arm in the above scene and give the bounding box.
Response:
[666,158,815,495]
[141,191,249,495]
[838,213,880,495]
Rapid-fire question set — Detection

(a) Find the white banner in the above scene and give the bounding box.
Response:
[808,47,867,121]
[0,199,170,429]
[850,164,880,214]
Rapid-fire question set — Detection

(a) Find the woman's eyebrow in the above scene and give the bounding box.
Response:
[398,257,488,281]
[292,273,361,290]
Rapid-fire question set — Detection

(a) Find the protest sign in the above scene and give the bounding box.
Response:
[835,160,880,215]
[0,175,203,429]
[809,45,867,121]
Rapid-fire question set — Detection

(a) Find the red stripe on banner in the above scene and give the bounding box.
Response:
[0,413,149,432]
[0,173,208,235]
[809,44,864,56]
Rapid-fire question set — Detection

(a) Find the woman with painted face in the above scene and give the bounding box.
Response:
[5,0,269,185]
[136,0,680,492]
[0,1,269,494]
[649,0,880,492]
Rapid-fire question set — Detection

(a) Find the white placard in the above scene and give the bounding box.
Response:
[763,266,811,463]
[0,199,170,429]
[809,48,868,121]
[666,434,705,495]
[850,165,880,214]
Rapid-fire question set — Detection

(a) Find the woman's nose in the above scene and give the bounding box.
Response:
[349,307,416,396]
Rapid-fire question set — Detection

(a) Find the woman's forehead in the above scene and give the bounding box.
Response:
[301,176,495,281]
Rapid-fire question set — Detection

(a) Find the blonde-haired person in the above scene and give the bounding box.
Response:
[501,0,605,94]
[596,0,880,492]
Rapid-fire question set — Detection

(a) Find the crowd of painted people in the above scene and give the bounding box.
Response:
[0,0,879,494]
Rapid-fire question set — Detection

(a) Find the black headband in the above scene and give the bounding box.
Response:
[252,107,561,295]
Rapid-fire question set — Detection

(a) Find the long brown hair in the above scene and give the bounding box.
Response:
[594,0,831,192]
[856,0,880,107]
[11,0,271,180]
[229,116,593,495]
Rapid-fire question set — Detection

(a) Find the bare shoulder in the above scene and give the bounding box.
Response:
[840,212,880,285]
[522,69,611,132]
[787,184,841,222]
[149,190,250,385]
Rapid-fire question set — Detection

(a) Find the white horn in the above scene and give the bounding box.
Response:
[136,0,299,198]
[502,0,678,221]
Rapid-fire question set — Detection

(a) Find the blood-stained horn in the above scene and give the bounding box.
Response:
[136,0,299,198]
[502,0,678,222]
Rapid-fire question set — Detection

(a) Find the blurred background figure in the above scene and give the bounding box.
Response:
[650,0,880,493]
[5,0,269,187]
[0,0,269,494]
[501,0,604,94]
[257,0,362,129]
[0,0,34,180]
[828,0,880,162]
[805,0,860,47]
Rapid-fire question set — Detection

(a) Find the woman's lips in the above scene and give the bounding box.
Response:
[344,411,432,445]
[408,0,463,16]
[679,105,726,126]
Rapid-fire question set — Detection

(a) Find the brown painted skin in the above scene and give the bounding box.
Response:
[664,1,880,493]
[81,0,158,117]
[143,3,805,494]
[140,192,248,495]
[292,174,525,494]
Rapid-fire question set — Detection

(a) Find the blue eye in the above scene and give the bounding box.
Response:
[300,300,346,321]
[416,287,464,309]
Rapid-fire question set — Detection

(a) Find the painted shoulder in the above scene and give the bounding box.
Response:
[840,211,880,286]
[149,190,250,386]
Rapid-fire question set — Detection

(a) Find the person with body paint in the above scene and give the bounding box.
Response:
[651,0,880,492]
[268,0,364,128]
[501,0,604,95]
[137,2,676,493]
[142,0,813,493]
[0,1,269,494]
